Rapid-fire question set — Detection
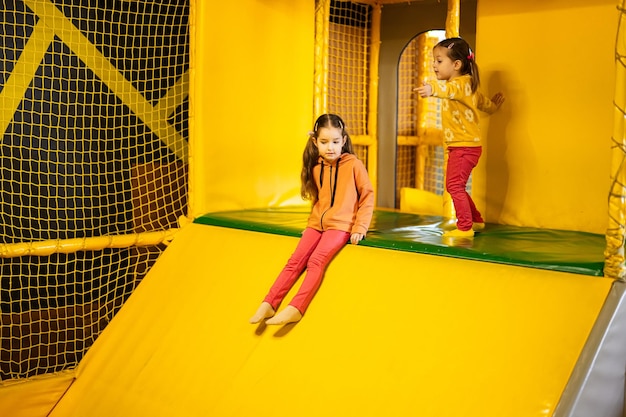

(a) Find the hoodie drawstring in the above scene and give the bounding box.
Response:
[319,157,341,207]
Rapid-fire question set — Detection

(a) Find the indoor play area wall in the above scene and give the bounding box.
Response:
[474,0,615,234]
[2,0,626,416]
[196,0,616,235]
[191,0,314,216]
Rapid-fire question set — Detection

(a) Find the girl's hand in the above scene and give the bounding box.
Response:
[414,81,433,98]
[491,92,505,109]
[350,233,365,245]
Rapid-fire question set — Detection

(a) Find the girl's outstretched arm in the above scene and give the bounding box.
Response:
[415,81,433,98]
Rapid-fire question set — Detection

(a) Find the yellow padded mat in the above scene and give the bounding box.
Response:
[0,370,75,417]
[46,223,612,417]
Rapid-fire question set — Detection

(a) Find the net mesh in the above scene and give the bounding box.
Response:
[396,34,418,207]
[0,0,189,381]
[397,35,418,138]
[328,1,370,136]
[326,1,371,168]
[396,145,416,200]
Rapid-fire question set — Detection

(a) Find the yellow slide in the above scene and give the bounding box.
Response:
[45,222,611,417]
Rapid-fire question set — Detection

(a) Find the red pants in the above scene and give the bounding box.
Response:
[446,146,484,231]
[263,228,350,314]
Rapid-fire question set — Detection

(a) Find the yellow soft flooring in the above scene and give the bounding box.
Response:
[30,223,613,417]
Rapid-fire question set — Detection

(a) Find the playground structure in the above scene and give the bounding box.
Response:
[1,0,626,416]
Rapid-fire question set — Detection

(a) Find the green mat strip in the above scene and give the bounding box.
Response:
[194,207,606,277]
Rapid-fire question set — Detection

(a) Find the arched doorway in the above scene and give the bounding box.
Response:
[395,30,446,212]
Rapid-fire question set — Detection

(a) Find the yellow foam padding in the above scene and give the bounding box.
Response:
[48,223,612,417]
[399,187,444,216]
[474,0,615,234]
[192,0,314,216]
[0,370,75,417]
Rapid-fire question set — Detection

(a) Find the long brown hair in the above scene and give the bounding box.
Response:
[436,37,480,93]
[301,114,354,202]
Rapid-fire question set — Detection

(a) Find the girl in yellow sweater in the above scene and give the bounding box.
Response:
[416,37,505,237]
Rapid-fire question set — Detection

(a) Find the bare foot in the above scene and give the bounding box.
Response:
[265,305,302,325]
[249,302,275,324]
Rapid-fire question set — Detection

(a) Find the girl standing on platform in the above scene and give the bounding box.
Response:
[249,114,374,325]
[416,37,505,237]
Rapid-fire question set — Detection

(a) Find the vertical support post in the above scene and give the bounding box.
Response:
[604,0,626,280]
[185,0,197,223]
[441,0,460,224]
[445,0,460,38]
[313,0,330,119]
[415,33,441,191]
[367,2,382,194]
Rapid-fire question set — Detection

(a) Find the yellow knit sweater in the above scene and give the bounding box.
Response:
[427,74,499,147]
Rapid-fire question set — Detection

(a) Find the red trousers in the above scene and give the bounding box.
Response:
[263,228,350,314]
[446,146,484,231]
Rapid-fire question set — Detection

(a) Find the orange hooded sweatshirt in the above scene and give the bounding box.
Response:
[306,153,374,236]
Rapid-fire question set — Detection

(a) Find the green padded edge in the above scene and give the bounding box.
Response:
[194,207,605,277]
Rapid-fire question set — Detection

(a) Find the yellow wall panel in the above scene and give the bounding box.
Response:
[475,0,615,233]
[191,0,315,217]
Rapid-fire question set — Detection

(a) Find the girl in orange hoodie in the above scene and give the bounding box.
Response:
[249,114,374,325]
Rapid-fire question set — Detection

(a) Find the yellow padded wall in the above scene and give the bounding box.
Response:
[190,0,315,217]
[474,0,615,234]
